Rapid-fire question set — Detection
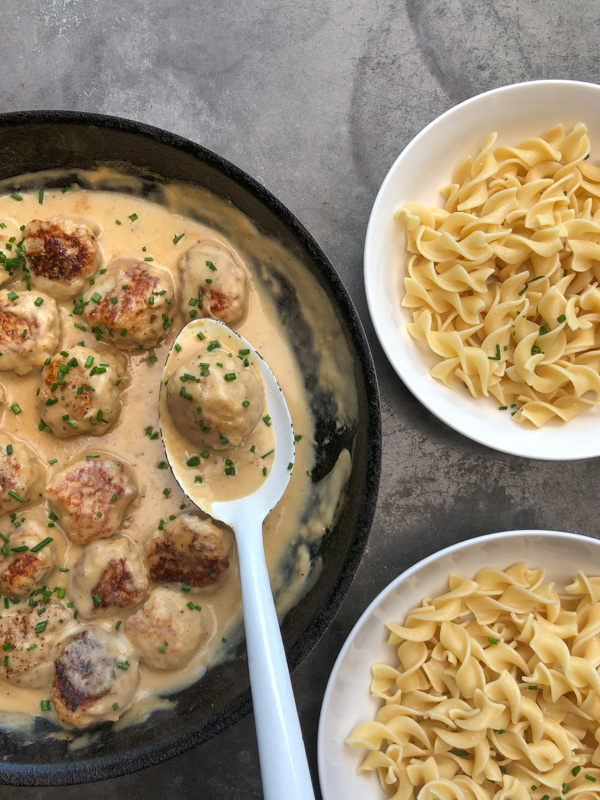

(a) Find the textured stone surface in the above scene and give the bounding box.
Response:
[3,0,600,797]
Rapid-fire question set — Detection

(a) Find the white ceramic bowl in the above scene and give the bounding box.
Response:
[318,529,600,800]
[365,79,600,460]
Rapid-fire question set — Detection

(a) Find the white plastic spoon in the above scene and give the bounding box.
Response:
[159,318,315,800]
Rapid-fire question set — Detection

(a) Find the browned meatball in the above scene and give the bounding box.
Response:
[82,258,175,350]
[23,217,102,300]
[37,346,122,437]
[52,626,139,729]
[178,240,250,325]
[0,601,72,688]
[44,455,137,545]
[0,434,45,514]
[146,514,231,589]
[0,290,61,375]
[0,510,57,597]
[69,537,148,618]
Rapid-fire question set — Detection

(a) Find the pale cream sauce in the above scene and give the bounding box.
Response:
[0,185,320,724]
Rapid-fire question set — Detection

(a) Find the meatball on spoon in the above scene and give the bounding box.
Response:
[159,318,314,800]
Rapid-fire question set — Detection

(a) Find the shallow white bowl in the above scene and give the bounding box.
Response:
[318,529,600,800]
[365,79,600,460]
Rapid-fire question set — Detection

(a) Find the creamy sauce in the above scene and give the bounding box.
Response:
[0,170,356,734]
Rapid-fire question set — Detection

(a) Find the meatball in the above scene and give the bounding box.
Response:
[166,351,263,450]
[23,217,102,300]
[0,434,45,514]
[179,240,249,325]
[37,345,122,438]
[0,601,73,688]
[146,514,231,589]
[51,626,139,729]
[0,289,61,375]
[44,455,137,545]
[124,587,206,671]
[69,536,148,619]
[0,510,58,597]
[82,258,175,350]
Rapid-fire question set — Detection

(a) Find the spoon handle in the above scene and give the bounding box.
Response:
[235,522,316,800]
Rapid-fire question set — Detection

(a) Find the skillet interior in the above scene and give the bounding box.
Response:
[0,111,381,786]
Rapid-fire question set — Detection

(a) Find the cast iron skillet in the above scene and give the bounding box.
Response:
[0,111,381,786]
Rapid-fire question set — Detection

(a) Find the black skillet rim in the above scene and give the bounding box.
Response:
[0,110,382,786]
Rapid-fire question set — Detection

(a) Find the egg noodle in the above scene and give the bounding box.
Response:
[346,563,600,800]
[398,123,600,426]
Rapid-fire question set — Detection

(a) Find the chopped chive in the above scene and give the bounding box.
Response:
[585,776,597,783]
[528,685,538,690]
[7,291,18,301]
[194,476,203,484]
[7,490,25,504]
[262,415,272,426]
[487,344,501,361]
[10,404,21,415]
[200,450,210,459]
[30,537,53,553]
[224,373,236,381]
[181,584,191,593]
[92,594,102,606]
[448,748,469,757]
[10,193,22,202]
[38,189,44,205]
[35,620,48,634]
[539,323,548,335]
[557,314,566,323]
[115,219,121,225]
[518,275,544,296]
[173,233,185,244]
[572,767,581,777]
[40,699,51,712]
[5,445,12,455]
[115,661,130,670]
[488,637,498,644]
[186,456,200,467]
[128,213,138,222]
[112,702,119,711]
[206,260,217,271]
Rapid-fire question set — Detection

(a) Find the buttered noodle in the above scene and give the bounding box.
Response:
[399,123,600,426]
[347,564,600,800]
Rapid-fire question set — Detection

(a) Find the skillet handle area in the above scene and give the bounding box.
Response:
[235,517,316,800]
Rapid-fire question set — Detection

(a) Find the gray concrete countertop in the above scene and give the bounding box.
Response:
[3,0,600,797]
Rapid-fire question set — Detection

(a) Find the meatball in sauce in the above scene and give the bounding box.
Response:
[44,454,137,544]
[24,217,102,300]
[0,289,61,375]
[0,509,58,598]
[69,536,148,619]
[125,587,206,671]
[0,601,73,689]
[146,514,231,590]
[52,627,139,729]
[38,345,123,437]
[83,258,175,350]
[0,434,45,515]
[178,239,250,325]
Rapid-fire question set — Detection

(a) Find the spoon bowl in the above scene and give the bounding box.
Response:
[159,317,315,800]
